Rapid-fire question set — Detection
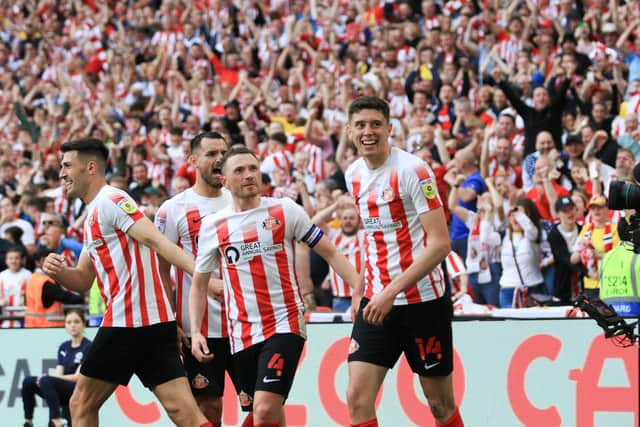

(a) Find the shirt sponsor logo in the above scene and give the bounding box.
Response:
[224,242,284,264]
[420,178,436,199]
[362,217,402,231]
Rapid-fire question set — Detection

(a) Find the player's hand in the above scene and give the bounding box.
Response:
[191,332,214,363]
[207,279,224,303]
[177,326,190,356]
[362,291,394,326]
[42,253,66,277]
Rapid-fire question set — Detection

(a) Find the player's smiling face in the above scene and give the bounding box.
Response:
[347,108,392,169]
[60,150,87,199]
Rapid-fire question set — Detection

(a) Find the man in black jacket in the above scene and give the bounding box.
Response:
[548,197,587,303]
[492,68,570,156]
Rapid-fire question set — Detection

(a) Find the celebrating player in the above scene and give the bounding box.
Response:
[43,138,212,427]
[344,97,463,427]
[189,145,360,427]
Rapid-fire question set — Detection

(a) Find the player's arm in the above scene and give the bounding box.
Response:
[189,271,214,363]
[392,208,450,290]
[363,208,451,325]
[42,251,96,294]
[127,216,195,275]
[157,257,174,310]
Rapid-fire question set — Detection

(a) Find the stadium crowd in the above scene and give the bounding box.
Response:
[1,0,639,324]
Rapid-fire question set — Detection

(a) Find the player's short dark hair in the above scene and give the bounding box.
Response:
[348,96,390,123]
[220,144,258,173]
[190,131,227,153]
[61,138,109,173]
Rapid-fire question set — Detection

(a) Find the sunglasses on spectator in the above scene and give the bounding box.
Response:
[42,220,61,226]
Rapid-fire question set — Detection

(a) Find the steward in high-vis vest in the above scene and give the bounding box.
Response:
[600,242,640,317]
[24,248,84,328]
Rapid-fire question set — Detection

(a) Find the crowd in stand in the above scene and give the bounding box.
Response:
[1,0,639,325]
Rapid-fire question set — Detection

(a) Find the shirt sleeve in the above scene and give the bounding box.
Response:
[285,198,324,248]
[57,343,65,365]
[406,162,442,215]
[194,216,220,274]
[104,192,144,233]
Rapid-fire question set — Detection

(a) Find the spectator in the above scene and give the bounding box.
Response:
[312,197,364,312]
[444,250,470,302]
[493,67,569,156]
[571,195,620,299]
[128,162,155,203]
[548,197,588,305]
[525,155,570,222]
[24,248,84,329]
[616,114,640,158]
[446,147,487,260]
[22,309,92,427]
[0,196,36,255]
[0,247,31,328]
[499,199,545,308]
[38,221,83,267]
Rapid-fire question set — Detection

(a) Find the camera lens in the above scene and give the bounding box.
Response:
[608,181,640,210]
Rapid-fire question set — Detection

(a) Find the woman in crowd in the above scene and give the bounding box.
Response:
[499,198,545,308]
[22,309,91,427]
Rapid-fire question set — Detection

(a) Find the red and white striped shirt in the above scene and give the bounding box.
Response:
[261,150,294,176]
[300,143,327,181]
[155,188,232,338]
[497,32,523,67]
[0,268,31,328]
[346,147,445,305]
[195,197,323,353]
[327,229,365,298]
[151,31,184,55]
[83,186,173,328]
[487,157,521,187]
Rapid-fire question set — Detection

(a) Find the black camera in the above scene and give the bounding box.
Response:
[608,162,640,211]
[608,180,640,210]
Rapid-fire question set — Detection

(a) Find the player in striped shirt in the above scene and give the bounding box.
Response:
[155,132,234,426]
[312,198,365,312]
[43,138,213,427]
[344,97,463,427]
[190,145,360,427]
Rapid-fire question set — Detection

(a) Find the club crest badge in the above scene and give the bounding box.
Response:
[192,373,209,390]
[381,187,395,202]
[262,217,281,230]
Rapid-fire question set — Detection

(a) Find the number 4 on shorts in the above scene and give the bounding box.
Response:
[267,353,285,377]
